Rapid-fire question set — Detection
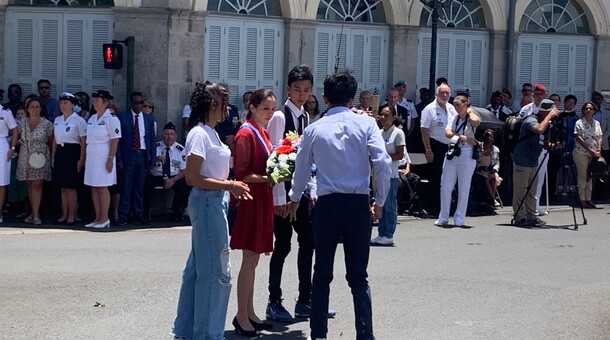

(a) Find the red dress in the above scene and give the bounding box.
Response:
[230,120,274,254]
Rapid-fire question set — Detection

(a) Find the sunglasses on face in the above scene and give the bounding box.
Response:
[143,105,153,109]
[584,107,595,111]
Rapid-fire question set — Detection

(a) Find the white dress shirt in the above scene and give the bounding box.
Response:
[54,113,87,145]
[289,106,392,207]
[519,102,538,117]
[151,141,187,177]
[420,100,456,144]
[268,98,306,206]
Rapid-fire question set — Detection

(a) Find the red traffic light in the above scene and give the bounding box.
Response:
[103,43,123,69]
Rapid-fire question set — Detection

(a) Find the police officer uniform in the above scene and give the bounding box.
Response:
[53,93,87,189]
[144,122,188,220]
[0,104,18,186]
[84,104,121,187]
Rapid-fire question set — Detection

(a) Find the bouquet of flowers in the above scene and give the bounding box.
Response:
[266,131,301,186]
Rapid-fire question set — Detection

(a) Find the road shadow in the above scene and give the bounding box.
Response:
[0,215,190,232]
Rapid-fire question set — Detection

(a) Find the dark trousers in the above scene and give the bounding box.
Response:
[268,195,313,304]
[143,174,188,218]
[310,193,374,340]
[425,138,448,214]
[119,151,147,219]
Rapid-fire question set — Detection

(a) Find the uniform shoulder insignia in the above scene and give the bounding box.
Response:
[156,142,161,147]
[176,145,184,151]
[407,99,413,103]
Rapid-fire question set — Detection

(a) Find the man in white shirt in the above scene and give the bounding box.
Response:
[420,83,456,216]
[288,71,391,340]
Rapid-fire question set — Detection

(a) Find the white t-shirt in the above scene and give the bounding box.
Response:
[185,123,231,180]
[420,100,456,144]
[381,125,406,178]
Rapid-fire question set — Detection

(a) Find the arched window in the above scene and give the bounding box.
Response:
[420,0,485,29]
[11,0,113,5]
[520,0,589,34]
[207,0,282,16]
[317,0,385,23]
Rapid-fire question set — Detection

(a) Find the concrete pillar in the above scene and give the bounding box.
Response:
[0,6,5,84]
[488,31,507,94]
[595,35,610,90]
[283,19,316,80]
[388,25,420,101]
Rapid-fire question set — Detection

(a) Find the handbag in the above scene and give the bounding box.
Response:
[472,142,482,160]
[587,156,607,181]
[24,120,47,169]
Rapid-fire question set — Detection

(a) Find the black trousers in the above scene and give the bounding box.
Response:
[268,194,313,304]
[425,138,448,214]
[143,174,188,218]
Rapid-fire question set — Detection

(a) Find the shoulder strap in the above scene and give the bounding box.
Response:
[240,122,271,157]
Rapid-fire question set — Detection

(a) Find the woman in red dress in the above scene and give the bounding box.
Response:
[230,88,275,335]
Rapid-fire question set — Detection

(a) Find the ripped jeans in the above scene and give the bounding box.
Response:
[171,189,231,340]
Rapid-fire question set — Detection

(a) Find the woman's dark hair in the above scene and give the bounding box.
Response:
[581,101,598,115]
[380,105,400,127]
[187,81,228,129]
[308,95,320,117]
[75,91,90,111]
[564,94,577,105]
[483,129,496,143]
[245,88,276,120]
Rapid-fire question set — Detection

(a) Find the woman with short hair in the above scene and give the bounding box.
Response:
[83,90,121,229]
[52,93,87,225]
[573,101,603,209]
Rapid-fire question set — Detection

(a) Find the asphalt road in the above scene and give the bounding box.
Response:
[1,205,609,340]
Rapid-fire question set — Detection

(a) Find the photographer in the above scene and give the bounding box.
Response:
[435,95,480,227]
[512,99,559,227]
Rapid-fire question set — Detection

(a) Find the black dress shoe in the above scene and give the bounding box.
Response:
[249,318,273,331]
[115,219,128,226]
[232,317,257,337]
[132,216,151,225]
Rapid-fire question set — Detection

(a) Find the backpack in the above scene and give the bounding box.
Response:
[503,115,524,153]
[588,156,608,181]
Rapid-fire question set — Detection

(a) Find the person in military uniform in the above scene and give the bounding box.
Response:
[144,121,188,221]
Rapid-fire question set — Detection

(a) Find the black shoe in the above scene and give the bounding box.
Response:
[133,216,151,225]
[249,318,273,331]
[232,317,257,337]
[115,219,128,226]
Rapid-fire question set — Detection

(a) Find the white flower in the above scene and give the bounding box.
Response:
[266,158,275,167]
[288,152,297,161]
[278,154,289,163]
[279,162,290,170]
[273,167,280,174]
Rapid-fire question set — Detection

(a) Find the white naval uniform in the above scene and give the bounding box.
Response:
[150,141,186,177]
[84,109,122,187]
[0,105,17,185]
[54,113,87,145]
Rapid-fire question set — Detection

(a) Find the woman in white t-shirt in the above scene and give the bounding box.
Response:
[371,106,405,246]
[436,95,480,227]
[171,81,251,340]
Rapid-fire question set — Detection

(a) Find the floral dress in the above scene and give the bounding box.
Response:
[573,118,602,156]
[16,118,53,181]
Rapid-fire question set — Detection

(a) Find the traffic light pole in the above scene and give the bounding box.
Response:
[113,36,135,110]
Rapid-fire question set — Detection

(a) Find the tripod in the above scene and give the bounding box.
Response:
[511,150,587,230]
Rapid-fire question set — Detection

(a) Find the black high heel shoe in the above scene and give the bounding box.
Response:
[249,318,273,331]
[232,317,258,337]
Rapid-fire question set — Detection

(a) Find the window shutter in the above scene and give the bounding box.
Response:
[260,26,277,86]
[571,43,590,101]
[536,42,552,86]
[64,18,84,93]
[90,17,113,93]
[314,29,331,109]
[40,17,61,97]
[351,31,365,82]
[417,35,431,89]
[453,38,466,86]
[226,25,242,82]
[517,39,534,96]
[436,36,451,81]
[554,43,570,96]
[468,37,484,106]
[244,25,258,96]
[205,24,222,80]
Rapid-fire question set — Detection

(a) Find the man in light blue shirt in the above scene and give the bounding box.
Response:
[288,71,392,340]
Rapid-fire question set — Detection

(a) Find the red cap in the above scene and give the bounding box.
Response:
[534,83,546,92]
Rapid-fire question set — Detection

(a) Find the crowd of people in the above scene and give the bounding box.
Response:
[3,69,609,340]
[0,80,189,226]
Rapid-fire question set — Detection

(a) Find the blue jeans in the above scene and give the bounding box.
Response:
[171,189,231,340]
[377,177,399,238]
[310,194,374,340]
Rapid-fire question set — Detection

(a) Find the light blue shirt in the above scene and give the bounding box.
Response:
[289,106,392,206]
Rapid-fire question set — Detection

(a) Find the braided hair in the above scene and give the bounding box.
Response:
[187,80,228,130]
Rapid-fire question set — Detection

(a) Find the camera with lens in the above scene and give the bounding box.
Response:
[445,135,462,160]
